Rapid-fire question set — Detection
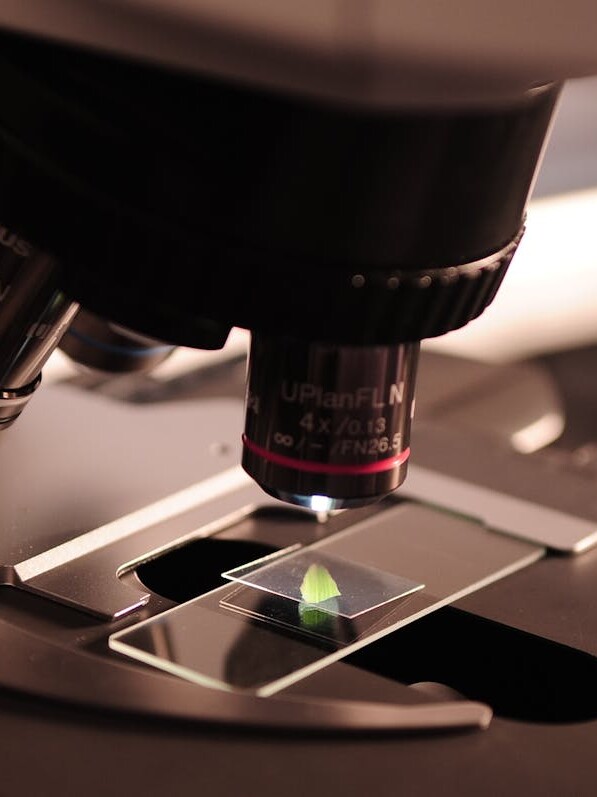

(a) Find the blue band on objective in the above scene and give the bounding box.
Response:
[66,327,174,358]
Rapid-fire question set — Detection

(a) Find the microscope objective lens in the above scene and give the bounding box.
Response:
[242,334,419,508]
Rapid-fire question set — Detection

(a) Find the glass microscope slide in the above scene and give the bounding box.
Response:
[110,501,543,696]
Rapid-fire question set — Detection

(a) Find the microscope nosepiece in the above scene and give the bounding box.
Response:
[242,334,418,509]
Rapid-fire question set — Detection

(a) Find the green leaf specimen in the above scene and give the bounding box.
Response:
[299,563,341,604]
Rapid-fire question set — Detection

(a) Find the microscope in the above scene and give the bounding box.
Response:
[0,8,567,511]
[2,5,597,783]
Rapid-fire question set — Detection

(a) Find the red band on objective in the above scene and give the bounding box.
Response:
[242,434,410,476]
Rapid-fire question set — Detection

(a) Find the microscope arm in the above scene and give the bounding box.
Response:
[0,0,597,105]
